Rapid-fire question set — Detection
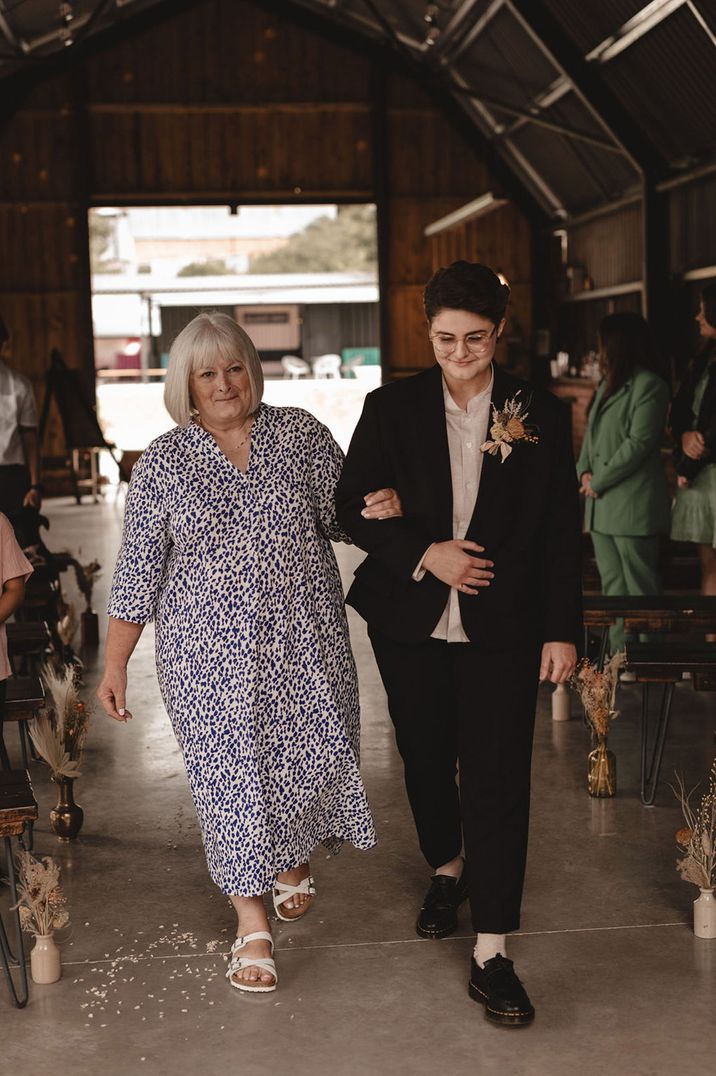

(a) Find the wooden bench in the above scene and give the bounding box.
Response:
[0,677,45,772]
[583,596,716,805]
[0,769,38,1008]
[7,622,52,675]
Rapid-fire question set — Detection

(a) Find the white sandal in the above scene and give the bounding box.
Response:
[272,875,316,922]
[226,931,277,993]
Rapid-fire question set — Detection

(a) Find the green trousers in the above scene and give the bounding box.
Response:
[590,532,661,652]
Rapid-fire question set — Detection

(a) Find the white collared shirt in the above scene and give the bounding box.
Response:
[413,369,494,642]
[0,360,37,466]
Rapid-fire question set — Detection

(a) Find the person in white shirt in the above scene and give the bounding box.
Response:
[336,262,581,1028]
[0,317,42,523]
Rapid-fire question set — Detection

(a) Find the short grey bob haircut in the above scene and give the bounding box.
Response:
[163,312,264,426]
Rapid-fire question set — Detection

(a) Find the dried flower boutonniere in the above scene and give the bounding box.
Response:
[480,392,539,463]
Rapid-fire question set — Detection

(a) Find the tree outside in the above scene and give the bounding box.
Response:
[250,205,377,274]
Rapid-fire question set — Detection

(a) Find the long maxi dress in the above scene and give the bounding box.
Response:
[107,404,376,896]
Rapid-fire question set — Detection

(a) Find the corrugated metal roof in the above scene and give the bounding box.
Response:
[602,4,716,163]
[542,0,649,54]
[1,0,714,221]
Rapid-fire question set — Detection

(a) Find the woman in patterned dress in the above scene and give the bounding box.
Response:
[97,313,400,993]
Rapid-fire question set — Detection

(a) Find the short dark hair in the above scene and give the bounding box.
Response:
[423,261,510,325]
[701,282,716,330]
[0,317,8,345]
[598,312,665,398]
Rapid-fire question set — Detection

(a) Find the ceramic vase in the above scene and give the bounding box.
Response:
[50,777,84,841]
[588,736,616,797]
[694,888,716,939]
[551,682,571,722]
[30,933,62,984]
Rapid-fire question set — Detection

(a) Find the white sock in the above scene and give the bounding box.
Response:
[474,933,507,967]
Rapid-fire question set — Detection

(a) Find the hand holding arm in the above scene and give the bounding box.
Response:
[361,487,403,520]
[335,392,435,578]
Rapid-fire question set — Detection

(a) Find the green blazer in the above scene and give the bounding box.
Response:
[576,366,671,536]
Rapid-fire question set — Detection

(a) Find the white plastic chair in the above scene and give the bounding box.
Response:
[311,354,342,379]
[281,355,311,379]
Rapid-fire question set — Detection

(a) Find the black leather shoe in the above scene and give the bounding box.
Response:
[415,872,469,939]
[468,955,535,1027]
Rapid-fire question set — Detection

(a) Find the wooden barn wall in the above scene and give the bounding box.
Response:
[381,70,531,376]
[0,70,94,457]
[565,203,643,289]
[0,0,534,459]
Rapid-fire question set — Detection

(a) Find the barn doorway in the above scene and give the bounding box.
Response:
[88,203,380,464]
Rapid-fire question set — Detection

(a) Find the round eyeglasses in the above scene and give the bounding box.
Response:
[429,325,498,357]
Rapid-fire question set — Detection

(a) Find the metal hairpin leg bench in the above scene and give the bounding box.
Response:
[583,596,716,805]
[623,642,716,806]
[0,769,38,1008]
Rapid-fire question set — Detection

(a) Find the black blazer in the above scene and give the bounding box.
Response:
[670,344,716,480]
[335,364,582,652]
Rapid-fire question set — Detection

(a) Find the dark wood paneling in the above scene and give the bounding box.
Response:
[0,113,76,201]
[0,205,85,292]
[89,105,372,198]
[85,0,371,106]
[387,285,433,372]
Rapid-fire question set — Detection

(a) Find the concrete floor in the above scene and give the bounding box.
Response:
[2,497,715,1076]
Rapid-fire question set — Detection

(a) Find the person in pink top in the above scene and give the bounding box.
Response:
[0,512,33,757]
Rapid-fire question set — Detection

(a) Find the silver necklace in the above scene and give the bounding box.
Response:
[201,415,253,450]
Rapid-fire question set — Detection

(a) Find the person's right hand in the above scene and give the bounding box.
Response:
[96,665,133,722]
[423,540,494,595]
[682,430,706,460]
[677,474,690,489]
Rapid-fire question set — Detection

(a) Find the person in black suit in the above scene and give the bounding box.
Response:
[335,262,581,1027]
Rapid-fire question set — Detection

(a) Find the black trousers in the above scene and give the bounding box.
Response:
[0,465,30,521]
[368,627,540,934]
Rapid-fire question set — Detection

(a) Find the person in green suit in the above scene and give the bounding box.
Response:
[576,312,671,652]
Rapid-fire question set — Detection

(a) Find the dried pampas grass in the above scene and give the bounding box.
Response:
[57,601,78,647]
[41,662,78,739]
[28,710,83,779]
[29,662,90,780]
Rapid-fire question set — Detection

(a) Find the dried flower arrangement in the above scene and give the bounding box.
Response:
[28,663,90,780]
[570,652,625,797]
[12,851,70,936]
[74,558,102,611]
[56,600,78,649]
[673,757,716,890]
[481,392,540,463]
[570,651,625,737]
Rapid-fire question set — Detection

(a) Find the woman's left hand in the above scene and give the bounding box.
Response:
[581,473,599,499]
[361,487,403,519]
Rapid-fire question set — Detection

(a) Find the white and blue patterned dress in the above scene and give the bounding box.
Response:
[108,404,377,896]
